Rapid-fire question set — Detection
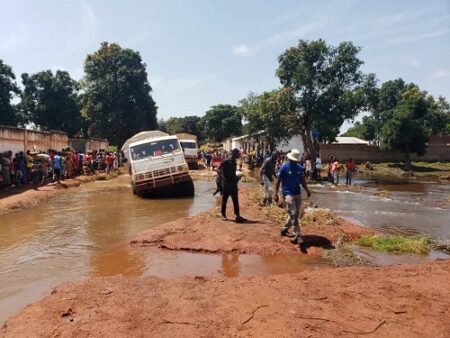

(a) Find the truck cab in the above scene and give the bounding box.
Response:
[122,131,194,196]
[179,139,198,169]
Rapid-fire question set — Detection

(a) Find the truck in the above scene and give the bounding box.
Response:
[176,133,199,169]
[121,131,194,197]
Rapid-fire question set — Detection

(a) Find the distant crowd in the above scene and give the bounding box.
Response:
[0,149,124,191]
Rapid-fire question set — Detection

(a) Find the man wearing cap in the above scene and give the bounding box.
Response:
[274,149,311,244]
[260,151,279,206]
[219,148,246,223]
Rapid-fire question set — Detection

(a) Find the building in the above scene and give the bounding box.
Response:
[224,132,305,155]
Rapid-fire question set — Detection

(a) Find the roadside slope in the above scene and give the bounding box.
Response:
[1,260,449,338]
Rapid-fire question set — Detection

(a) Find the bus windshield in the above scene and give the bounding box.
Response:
[130,139,180,160]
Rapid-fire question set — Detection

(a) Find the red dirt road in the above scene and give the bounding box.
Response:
[1,260,449,338]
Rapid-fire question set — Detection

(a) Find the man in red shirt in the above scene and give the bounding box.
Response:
[345,158,356,185]
[105,153,114,174]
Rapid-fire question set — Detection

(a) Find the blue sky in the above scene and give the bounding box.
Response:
[1,0,449,132]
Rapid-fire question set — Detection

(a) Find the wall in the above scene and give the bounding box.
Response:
[0,126,69,154]
[319,141,450,163]
[70,137,109,153]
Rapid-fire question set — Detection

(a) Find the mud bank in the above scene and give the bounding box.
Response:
[2,260,449,338]
[0,172,123,215]
[130,187,374,257]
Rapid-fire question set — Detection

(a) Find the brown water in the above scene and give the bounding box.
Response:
[0,175,324,324]
[0,176,220,324]
[1,174,449,324]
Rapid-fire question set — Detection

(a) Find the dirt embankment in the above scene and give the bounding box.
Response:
[130,187,373,256]
[2,184,450,337]
[2,260,449,338]
[0,170,125,215]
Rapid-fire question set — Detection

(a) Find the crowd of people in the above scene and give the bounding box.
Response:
[0,149,123,191]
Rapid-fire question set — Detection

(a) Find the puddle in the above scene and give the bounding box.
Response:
[90,246,327,278]
[355,248,450,266]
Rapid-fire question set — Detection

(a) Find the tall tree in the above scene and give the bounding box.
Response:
[240,90,291,149]
[82,42,158,146]
[342,115,377,140]
[160,115,205,140]
[0,59,21,126]
[276,39,376,158]
[201,104,242,142]
[380,87,429,168]
[21,70,81,136]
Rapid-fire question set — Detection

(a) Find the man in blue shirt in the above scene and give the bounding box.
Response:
[274,149,311,244]
[53,152,62,183]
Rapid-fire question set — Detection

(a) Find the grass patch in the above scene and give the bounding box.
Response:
[357,235,430,255]
[357,162,450,178]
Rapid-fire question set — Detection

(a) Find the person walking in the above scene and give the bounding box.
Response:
[219,148,246,223]
[345,158,356,185]
[260,151,279,206]
[274,149,311,245]
[332,157,341,185]
[53,152,62,183]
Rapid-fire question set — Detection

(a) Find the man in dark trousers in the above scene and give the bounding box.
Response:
[219,148,246,223]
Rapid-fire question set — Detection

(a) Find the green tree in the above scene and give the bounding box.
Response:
[240,90,291,149]
[380,87,429,168]
[82,42,158,146]
[276,39,376,158]
[21,70,81,136]
[0,59,21,126]
[160,115,205,140]
[343,115,377,140]
[201,104,242,142]
[424,96,450,135]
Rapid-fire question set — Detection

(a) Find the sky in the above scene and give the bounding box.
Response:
[1,0,449,133]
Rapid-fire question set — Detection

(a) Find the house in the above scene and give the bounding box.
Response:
[224,133,305,155]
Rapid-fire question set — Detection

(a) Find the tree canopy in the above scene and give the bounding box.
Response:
[82,42,158,146]
[240,90,291,148]
[20,70,81,136]
[0,59,21,126]
[379,86,429,168]
[201,104,242,142]
[159,115,204,140]
[276,39,376,158]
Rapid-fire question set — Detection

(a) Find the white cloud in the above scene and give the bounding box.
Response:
[368,29,450,48]
[232,20,326,57]
[232,44,251,56]
[0,23,29,53]
[432,69,450,78]
[408,58,420,67]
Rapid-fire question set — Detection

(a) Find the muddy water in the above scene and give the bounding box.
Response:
[0,176,220,324]
[310,178,450,242]
[0,175,324,325]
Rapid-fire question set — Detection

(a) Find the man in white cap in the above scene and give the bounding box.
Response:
[274,149,311,245]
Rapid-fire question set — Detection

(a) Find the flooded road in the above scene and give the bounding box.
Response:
[1,173,449,325]
[0,175,220,324]
[311,178,450,242]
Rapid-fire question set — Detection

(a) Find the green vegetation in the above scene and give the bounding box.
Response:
[357,161,450,179]
[276,39,376,159]
[159,116,205,141]
[201,104,243,142]
[82,42,158,146]
[357,235,430,254]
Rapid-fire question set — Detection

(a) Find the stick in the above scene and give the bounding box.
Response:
[241,305,268,325]
[343,320,386,335]
[160,319,202,327]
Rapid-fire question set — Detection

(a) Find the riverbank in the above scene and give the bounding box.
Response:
[2,182,450,336]
[357,161,450,181]
[0,168,126,215]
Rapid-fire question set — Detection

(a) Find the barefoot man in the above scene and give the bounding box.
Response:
[274,149,311,245]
